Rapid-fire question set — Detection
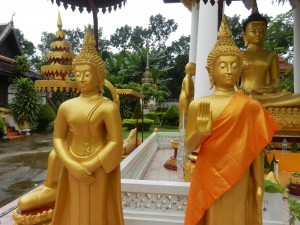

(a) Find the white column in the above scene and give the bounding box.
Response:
[189,4,199,63]
[194,2,218,99]
[294,1,300,93]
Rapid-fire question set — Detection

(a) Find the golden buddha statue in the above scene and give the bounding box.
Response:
[15,26,124,225]
[240,2,300,108]
[184,15,280,225]
[51,25,124,225]
[179,62,195,131]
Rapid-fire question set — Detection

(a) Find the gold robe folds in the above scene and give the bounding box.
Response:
[52,98,124,225]
[185,93,280,225]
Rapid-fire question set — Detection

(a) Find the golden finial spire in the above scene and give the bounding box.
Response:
[216,15,236,48]
[57,11,62,31]
[251,0,258,14]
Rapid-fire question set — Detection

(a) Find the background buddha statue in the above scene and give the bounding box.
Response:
[184,15,280,225]
[179,62,195,131]
[240,2,300,108]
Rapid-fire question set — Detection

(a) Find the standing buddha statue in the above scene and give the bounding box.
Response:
[184,15,280,225]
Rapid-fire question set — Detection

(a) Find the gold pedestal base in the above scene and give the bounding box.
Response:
[184,150,198,182]
[164,139,179,171]
[13,206,54,225]
[268,108,300,136]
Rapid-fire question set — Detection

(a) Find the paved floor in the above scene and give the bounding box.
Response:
[0,135,299,225]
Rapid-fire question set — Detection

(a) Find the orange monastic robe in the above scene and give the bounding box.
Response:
[185,93,280,225]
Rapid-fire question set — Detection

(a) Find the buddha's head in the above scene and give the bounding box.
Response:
[242,2,268,47]
[72,25,107,94]
[206,15,243,90]
[185,63,196,77]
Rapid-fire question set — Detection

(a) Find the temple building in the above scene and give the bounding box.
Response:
[0,20,39,107]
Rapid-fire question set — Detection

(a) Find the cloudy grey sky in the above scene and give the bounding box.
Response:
[0,0,292,48]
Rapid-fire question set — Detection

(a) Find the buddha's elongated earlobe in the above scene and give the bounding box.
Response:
[209,76,215,90]
[242,32,248,48]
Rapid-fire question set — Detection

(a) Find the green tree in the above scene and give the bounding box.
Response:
[227,15,244,49]
[165,35,190,99]
[109,14,178,52]
[110,25,133,52]
[13,55,30,73]
[15,29,41,72]
[38,31,56,58]
[264,10,294,61]
[15,29,36,58]
[147,14,178,52]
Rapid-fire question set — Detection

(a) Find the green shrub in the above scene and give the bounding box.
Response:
[144,112,157,121]
[122,119,154,131]
[162,104,179,126]
[37,104,56,131]
[0,117,5,134]
[9,77,42,127]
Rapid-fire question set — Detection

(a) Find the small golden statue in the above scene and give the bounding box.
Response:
[179,62,195,131]
[122,128,137,156]
[240,1,300,109]
[184,15,280,225]
[14,26,124,225]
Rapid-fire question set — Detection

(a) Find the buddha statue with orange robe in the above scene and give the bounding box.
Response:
[184,15,280,225]
[240,3,300,108]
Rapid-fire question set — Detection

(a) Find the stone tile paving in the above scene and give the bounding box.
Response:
[0,145,299,225]
[143,148,181,182]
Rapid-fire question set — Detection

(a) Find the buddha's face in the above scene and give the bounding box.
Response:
[244,21,266,46]
[213,56,240,89]
[74,64,99,93]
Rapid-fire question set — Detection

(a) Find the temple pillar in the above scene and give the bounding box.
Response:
[189,3,199,63]
[294,1,300,93]
[194,2,218,99]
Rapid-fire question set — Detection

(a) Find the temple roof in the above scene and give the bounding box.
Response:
[0,22,39,79]
[0,22,22,58]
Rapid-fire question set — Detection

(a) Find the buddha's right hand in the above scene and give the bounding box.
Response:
[197,101,212,136]
[252,86,275,94]
[66,161,95,184]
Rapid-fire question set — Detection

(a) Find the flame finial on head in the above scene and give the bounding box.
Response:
[251,0,259,14]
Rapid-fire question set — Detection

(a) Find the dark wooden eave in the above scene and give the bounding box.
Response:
[49,0,127,52]
[50,0,126,14]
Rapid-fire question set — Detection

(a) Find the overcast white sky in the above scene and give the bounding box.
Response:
[0,0,292,48]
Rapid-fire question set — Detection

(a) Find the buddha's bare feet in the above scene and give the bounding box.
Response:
[18,186,57,212]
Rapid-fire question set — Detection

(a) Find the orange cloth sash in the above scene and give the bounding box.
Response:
[184,93,280,225]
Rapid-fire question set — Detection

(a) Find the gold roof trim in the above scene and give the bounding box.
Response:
[41,65,72,74]
[181,0,199,11]
[46,52,74,61]
[116,89,144,99]
[50,41,71,50]
[35,80,78,93]
[56,31,65,39]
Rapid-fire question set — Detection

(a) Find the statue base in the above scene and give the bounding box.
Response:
[268,108,300,136]
[164,139,178,171]
[13,205,54,225]
[163,156,177,171]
